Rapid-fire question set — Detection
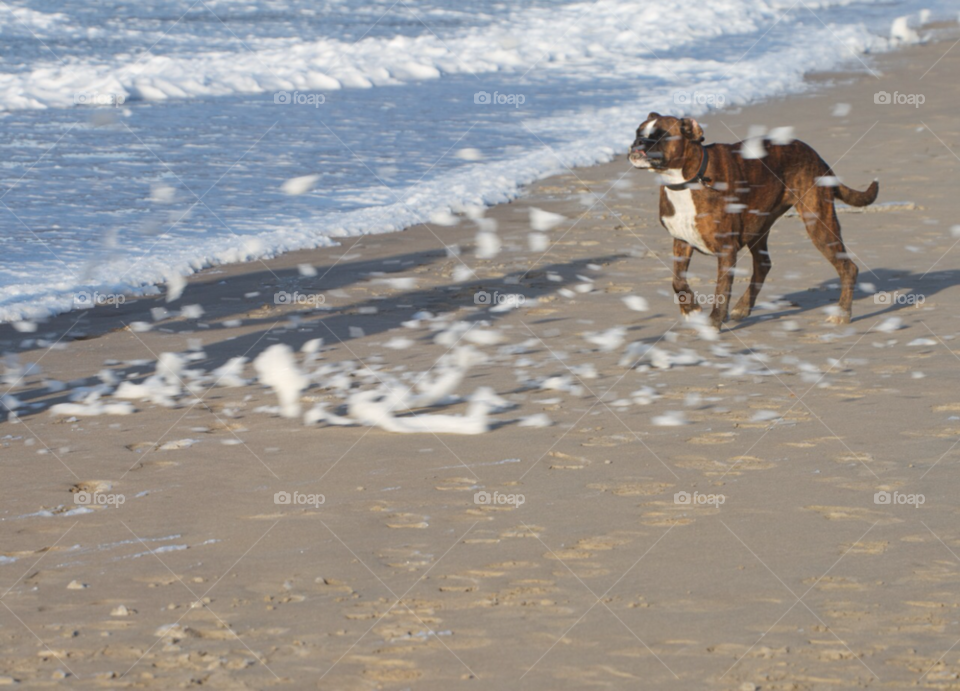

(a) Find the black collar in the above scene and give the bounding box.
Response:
[663,146,712,191]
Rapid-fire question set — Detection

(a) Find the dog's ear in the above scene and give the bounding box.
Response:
[646,111,661,121]
[680,118,704,142]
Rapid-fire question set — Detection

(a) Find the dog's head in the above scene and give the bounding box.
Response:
[629,113,704,172]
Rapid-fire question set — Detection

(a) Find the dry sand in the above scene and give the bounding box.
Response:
[2,30,960,691]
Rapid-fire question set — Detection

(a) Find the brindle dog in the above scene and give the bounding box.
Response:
[630,112,878,329]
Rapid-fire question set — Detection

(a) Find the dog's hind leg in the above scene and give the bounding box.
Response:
[672,239,698,318]
[797,190,858,324]
[730,230,772,322]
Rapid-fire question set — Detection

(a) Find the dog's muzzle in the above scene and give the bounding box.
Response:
[630,140,661,167]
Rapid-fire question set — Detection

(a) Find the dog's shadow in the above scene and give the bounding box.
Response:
[725,266,953,328]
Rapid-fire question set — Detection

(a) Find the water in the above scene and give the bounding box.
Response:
[0,0,951,321]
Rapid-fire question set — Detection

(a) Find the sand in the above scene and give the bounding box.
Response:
[3,29,960,691]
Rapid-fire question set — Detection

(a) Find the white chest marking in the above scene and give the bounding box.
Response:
[663,187,713,255]
[657,167,686,185]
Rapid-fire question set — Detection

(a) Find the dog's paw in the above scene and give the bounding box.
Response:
[708,309,727,330]
[685,310,721,340]
[729,306,750,322]
[825,312,851,325]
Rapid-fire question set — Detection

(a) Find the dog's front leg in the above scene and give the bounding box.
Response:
[710,246,737,329]
[672,239,698,318]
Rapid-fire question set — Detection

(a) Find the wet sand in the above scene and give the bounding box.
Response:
[2,30,960,690]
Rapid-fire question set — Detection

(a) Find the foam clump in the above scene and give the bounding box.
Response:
[254,344,307,419]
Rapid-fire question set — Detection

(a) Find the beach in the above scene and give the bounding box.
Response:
[3,22,960,691]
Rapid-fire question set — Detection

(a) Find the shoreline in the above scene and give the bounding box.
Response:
[1,19,957,328]
[0,29,939,349]
[2,29,960,690]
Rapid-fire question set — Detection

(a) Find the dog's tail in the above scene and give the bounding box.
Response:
[834,180,879,207]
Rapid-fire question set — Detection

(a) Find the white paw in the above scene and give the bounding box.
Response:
[825,313,851,325]
[686,310,720,341]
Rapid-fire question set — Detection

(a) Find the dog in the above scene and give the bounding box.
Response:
[629,113,878,329]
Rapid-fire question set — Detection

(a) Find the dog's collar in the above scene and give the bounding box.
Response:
[664,146,713,191]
